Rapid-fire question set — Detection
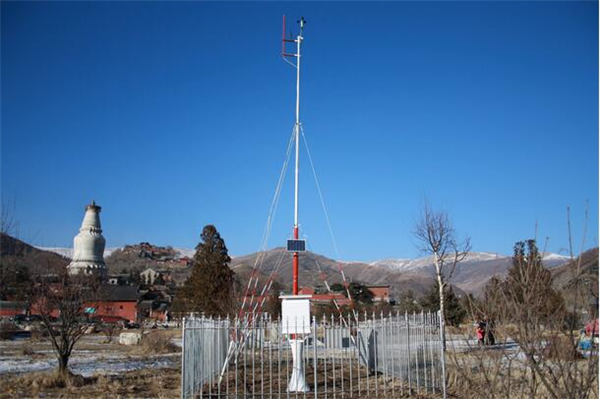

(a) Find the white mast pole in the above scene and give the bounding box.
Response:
[291,19,303,296]
[294,31,302,229]
[286,18,309,395]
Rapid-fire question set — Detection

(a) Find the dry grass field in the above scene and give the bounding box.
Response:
[0,329,181,399]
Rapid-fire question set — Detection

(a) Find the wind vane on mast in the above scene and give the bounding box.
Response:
[282,15,307,296]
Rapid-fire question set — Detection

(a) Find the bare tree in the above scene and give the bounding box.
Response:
[413,202,471,350]
[450,240,598,399]
[101,322,122,344]
[0,197,18,236]
[33,267,101,383]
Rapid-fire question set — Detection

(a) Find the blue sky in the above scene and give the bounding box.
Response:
[1,1,598,261]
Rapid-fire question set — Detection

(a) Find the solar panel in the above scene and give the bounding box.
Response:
[287,239,306,252]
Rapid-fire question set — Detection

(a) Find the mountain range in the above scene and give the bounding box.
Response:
[4,234,595,308]
[36,243,572,297]
[229,248,571,297]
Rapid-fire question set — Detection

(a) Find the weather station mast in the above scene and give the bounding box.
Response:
[283,15,307,296]
[281,15,311,393]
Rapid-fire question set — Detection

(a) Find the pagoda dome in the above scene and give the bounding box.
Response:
[68,200,107,277]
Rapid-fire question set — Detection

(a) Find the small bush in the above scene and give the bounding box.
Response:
[133,332,180,355]
[21,346,35,356]
[543,335,583,361]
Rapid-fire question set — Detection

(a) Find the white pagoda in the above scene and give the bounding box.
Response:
[67,200,107,277]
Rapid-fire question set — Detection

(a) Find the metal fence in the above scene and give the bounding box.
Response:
[181,311,445,399]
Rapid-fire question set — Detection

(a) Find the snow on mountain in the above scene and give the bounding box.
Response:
[368,258,411,269]
[173,247,196,259]
[37,246,567,270]
[541,252,570,261]
[541,252,571,267]
[368,253,474,272]
[368,251,568,272]
[34,247,73,258]
[37,246,202,260]
[36,247,121,259]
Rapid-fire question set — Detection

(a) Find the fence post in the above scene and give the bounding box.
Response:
[405,311,411,396]
[422,311,427,394]
[313,315,317,398]
[181,317,186,399]
[438,310,447,399]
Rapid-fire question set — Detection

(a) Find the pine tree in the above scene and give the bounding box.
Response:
[182,225,235,317]
[330,283,344,292]
[154,273,165,286]
[504,240,564,321]
[397,290,422,314]
[265,280,282,319]
[0,262,6,300]
[347,282,374,304]
[420,281,467,326]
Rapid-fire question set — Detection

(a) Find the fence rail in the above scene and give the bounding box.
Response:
[182,311,445,399]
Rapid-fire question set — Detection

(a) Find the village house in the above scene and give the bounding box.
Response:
[0,301,28,318]
[138,289,171,322]
[107,274,132,286]
[297,285,391,307]
[365,285,391,303]
[178,256,192,267]
[86,285,140,323]
[298,287,352,307]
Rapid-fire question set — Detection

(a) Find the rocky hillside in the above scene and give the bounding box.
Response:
[105,243,192,273]
[0,233,69,275]
[229,249,437,297]
[551,248,599,309]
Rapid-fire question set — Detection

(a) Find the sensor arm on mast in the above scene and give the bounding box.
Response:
[281,15,305,63]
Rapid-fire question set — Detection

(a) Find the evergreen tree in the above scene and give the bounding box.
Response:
[346,282,374,304]
[154,273,165,286]
[330,283,344,292]
[504,240,564,321]
[397,290,422,314]
[265,281,282,319]
[129,268,142,286]
[330,282,373,304]
[181,225,235,317]
[479,275,504,321]
[420,281,467,327]
[0,262,6,300]
[0,261,31,301]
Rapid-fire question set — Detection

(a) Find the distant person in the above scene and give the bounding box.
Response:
[476,321,485,346]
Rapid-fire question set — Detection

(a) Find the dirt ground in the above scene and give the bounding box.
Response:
[0,366,181,399]
[194,357,445,399]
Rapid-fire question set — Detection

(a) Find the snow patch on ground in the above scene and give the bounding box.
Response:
[0,352,179,377]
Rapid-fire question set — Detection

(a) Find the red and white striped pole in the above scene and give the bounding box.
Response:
[293,226,299,294]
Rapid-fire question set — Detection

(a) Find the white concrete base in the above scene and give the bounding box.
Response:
[288,339,310,393]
